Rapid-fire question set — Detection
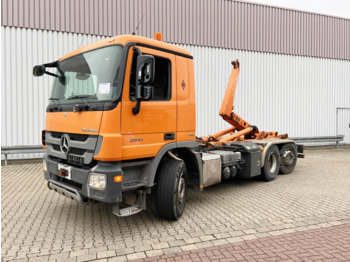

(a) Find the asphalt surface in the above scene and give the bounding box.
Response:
[1,148,350,261]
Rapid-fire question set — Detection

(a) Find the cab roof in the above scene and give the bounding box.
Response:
[60,34,192,61]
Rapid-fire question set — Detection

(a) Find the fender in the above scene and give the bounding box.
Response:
[255,139,295,167]
[140,141,199,188]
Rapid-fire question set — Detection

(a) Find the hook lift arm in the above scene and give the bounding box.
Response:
[218,60,258,135]
[201,60,287,144]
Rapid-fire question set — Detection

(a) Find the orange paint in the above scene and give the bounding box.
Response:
[44,34,287,165]
[204,59,288,145]
[176,56,196,137]
[120,46,177,160]
[60,35,191,62]
[45,111,103,135]
[48,35,195,162]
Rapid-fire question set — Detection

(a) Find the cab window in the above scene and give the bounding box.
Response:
[130,53,171,101]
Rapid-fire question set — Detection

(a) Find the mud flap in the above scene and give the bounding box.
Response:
[296,144,305,158]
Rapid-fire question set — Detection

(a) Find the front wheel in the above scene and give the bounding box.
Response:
[261,145,280,181]
[156,159,187,220]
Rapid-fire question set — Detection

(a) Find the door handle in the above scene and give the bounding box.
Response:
[164,133,175,141]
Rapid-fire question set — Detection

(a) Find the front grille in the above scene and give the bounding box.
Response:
[42,130,46,146]
[50,173,82,190]
[70,148,85,156]
[51,142,86,157]
[52,144,60,151]
[45,131,99,165]
[50,131,89,142]
[70,133,89,142]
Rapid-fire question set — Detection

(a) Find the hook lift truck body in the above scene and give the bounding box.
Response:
[34,33,302,220]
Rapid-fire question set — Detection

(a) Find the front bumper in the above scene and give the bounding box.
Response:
[43,154,123,203]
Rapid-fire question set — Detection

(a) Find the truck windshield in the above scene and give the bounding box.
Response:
[49,45,123,104]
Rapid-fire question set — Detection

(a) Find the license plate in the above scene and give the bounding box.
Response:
[57,163,72,180]
[67,154,84,166]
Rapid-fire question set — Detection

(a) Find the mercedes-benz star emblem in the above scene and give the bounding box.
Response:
[60,134,70,154]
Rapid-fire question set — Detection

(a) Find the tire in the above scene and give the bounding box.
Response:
[156,159,187,220]
[279,143,297,174]
[261,145,280,181]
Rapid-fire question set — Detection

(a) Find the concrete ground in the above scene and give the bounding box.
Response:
[1,148,350,262]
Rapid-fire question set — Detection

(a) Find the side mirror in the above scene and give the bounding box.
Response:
[132,50,156,115]
[59,75,66,86]
[136,55,155,85]
[33,65,46,77]
[141,86,154,101]
[132,85,154,115]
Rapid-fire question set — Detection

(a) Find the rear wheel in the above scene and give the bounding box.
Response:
[261,145,280,181]
[156,159,187,220]
[279,143,297,174]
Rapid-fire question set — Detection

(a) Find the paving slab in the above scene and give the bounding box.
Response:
[138,224,350,261]
[1,148,350,261]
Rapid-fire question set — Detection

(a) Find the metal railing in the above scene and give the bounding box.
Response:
[1,145,46,166]
[336,107,350,143]
[1,135,346,166]
[290,135,345,149]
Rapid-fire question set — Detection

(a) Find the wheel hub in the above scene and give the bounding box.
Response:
[283,149,295,166]
[268,153,278,173]
[177,174,185,205]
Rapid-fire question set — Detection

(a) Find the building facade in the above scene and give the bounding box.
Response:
[1,0,350,159]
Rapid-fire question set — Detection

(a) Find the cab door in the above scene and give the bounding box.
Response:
[121,46,177,160]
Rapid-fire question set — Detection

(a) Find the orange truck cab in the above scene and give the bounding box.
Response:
[34,34,301,220]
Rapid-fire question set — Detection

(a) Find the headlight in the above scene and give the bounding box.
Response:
[43,158,47,172]
[88,173,107,190]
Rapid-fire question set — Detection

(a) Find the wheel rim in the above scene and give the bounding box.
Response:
[177,173,186,205]
[268,153,278,173]
[283,149,295,166]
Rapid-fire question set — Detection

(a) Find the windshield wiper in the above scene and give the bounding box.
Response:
[49,97,60,104]
[67,95,97,111]
[48,97,60,104]
[48,97,62,111]
[66,95,96,100]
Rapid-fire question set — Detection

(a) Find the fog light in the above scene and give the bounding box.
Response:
[43,158,47,172]
[89,173,107,190]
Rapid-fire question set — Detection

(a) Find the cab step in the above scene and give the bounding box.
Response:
[113,204,143,217]
[112,190,146,217]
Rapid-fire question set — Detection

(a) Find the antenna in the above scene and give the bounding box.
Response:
[132,13,146,35]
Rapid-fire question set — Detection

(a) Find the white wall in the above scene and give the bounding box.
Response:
[179,43,350,141]
[2,27,350,159]
[1,27,106,159]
